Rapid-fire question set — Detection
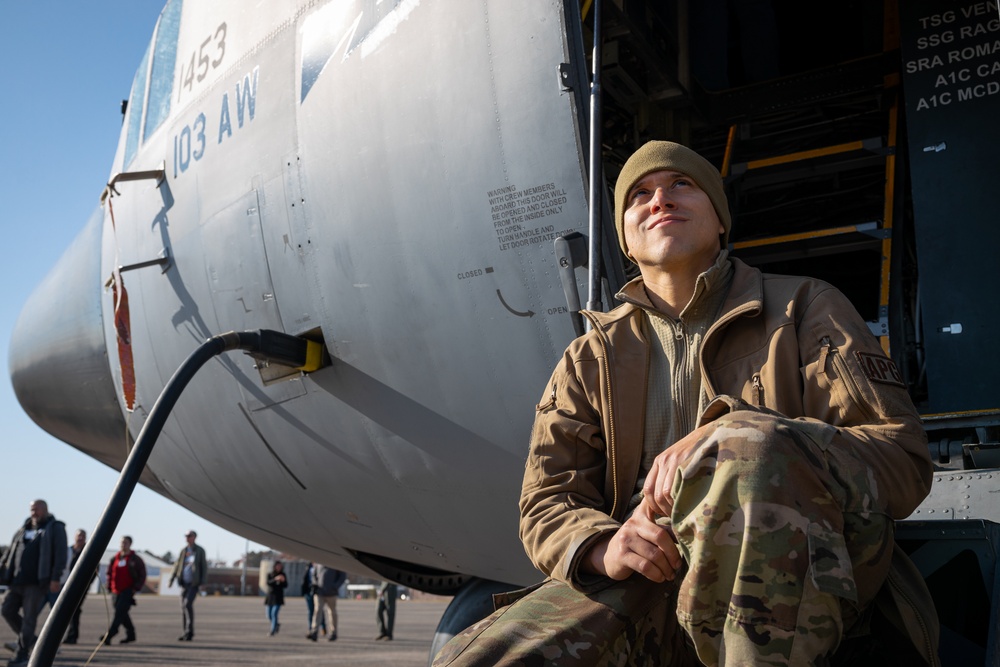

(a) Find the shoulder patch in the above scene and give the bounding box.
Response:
[854,351,905,388]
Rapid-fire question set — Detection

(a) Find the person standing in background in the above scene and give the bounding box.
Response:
[168,530,207,641]
[301,563,326,636]
[99,536,146,645]
[62,529,90,644]
[264,561,287,636]
[375,581,398,641]
[0,500,67,667]
[306,565,345,642]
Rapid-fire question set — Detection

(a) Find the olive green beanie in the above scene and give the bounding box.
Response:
[613,141,732,261]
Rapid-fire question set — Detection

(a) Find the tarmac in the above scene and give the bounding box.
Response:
[1,593,452,666]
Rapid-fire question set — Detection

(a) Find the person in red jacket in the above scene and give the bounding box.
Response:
[99,536,146,645]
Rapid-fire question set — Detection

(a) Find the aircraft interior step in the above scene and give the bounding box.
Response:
[897,519,1000,665]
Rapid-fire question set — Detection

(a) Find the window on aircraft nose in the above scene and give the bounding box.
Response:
[144,0,182,140]
[123,45,149,168]
[124,0,182,168]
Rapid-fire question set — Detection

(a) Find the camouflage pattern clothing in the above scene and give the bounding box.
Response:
[433,409,892,666]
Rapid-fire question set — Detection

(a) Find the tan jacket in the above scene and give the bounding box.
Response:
[519,258,933,586]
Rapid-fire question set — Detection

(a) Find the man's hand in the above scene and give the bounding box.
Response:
[641,422,714,518]
[49,580,61,594]
[582,499,682,582]
[580,424,716,583]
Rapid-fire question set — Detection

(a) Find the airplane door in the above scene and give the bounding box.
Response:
[899,0,1000,414]
[202,189,306,409]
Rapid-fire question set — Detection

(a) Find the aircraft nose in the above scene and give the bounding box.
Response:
[9,207,128,460]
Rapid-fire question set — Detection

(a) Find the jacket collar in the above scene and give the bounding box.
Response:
[717,256,763,321]
[614,249,733,317]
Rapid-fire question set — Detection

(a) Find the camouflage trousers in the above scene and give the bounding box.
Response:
[433,410,894,666]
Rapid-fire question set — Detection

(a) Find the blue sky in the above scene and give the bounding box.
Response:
[0,2,266,564]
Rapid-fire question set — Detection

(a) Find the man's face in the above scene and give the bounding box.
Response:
[29,502,46,526]
[120,537,132,553]
[623,170,723,276]
[186,533,196,546]
[74,531,86,550]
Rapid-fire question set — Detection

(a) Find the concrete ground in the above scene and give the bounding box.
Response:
[1,593,452,666]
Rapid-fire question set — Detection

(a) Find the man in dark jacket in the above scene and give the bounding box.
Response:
[306,565,345,642]
[0,500,67,667]
[99,536,146,645]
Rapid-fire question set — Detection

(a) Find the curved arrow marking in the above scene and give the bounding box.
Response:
[496,290,535,318]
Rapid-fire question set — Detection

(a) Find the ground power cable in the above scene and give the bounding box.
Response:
[29,330,320,667]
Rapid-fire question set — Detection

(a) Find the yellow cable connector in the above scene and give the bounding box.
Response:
[297,339,324,373]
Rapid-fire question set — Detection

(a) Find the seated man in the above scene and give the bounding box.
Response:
[434,141,938,666]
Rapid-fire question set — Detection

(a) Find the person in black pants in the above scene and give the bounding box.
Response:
[168,530,207,641]
[62,530,92,644]
[99,536,146,645]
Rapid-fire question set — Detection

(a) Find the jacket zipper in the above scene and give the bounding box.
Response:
[673,320,693,435]
[819,336,876,422]
[536,386,556,411]
[751,373,764,407]
[582,311,620,519]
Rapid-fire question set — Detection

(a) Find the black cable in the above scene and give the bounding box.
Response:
[29,330,298,667]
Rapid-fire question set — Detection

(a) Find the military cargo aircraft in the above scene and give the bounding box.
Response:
[10,0,1000,663]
